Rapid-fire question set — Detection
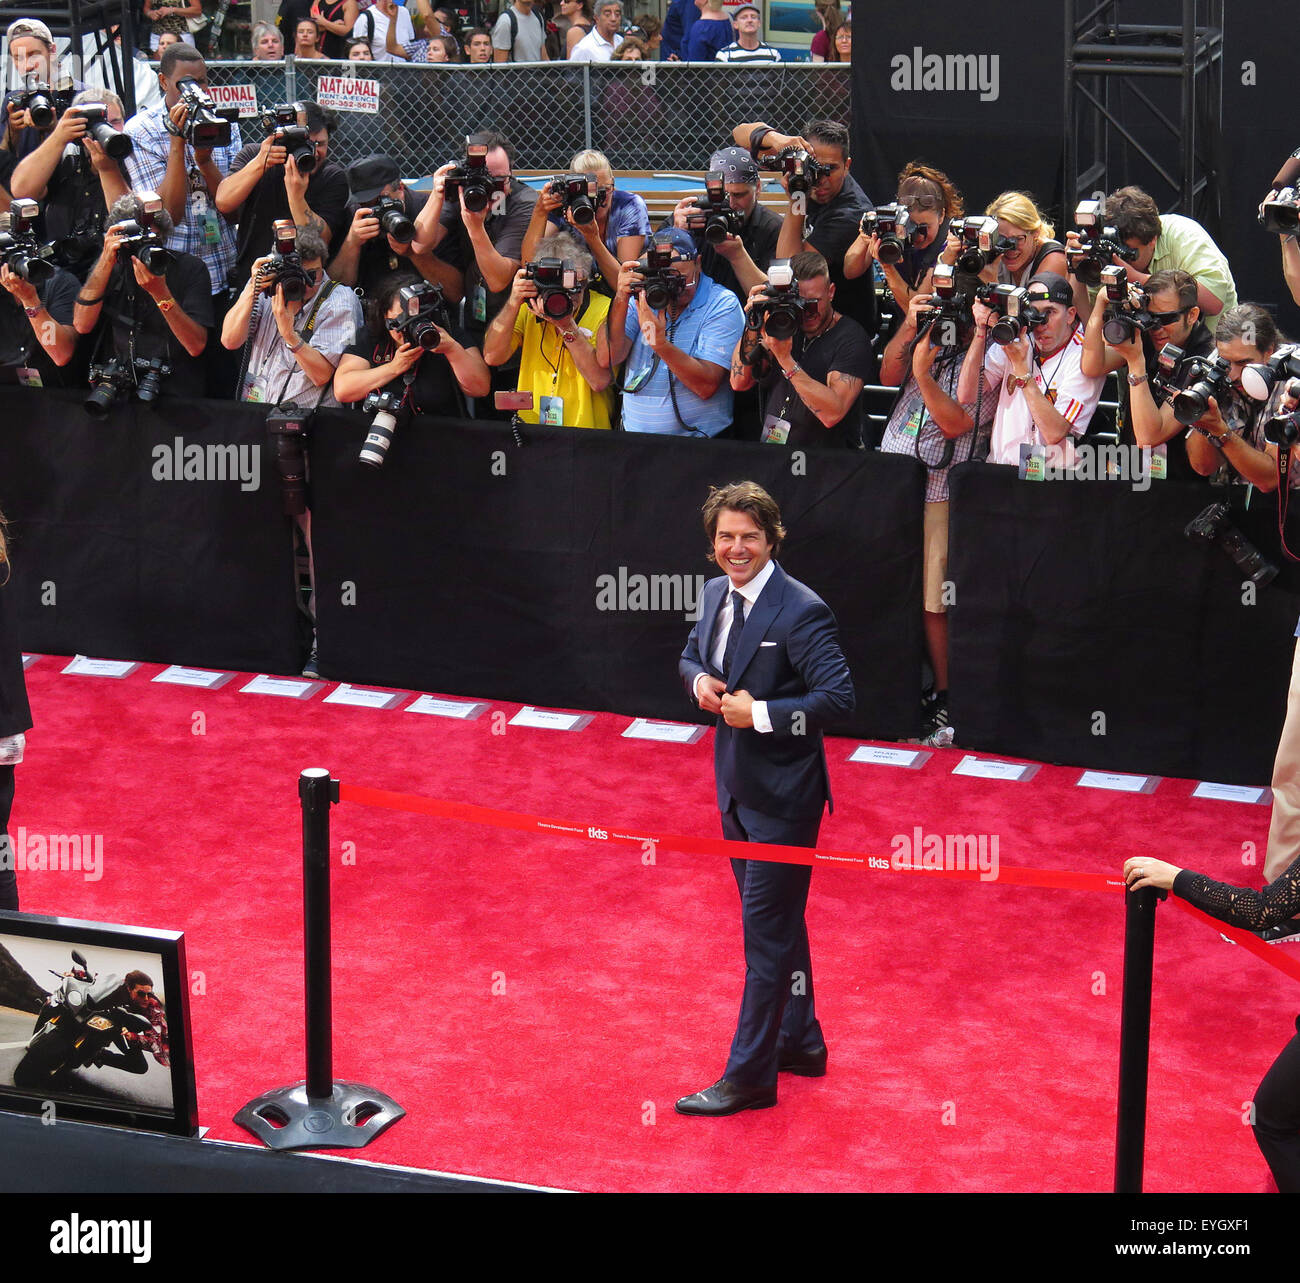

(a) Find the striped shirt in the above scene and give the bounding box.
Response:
[715,40,781,63]
[124,103,243,295]
[981,326,1103,468]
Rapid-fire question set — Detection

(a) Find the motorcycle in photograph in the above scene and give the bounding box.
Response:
[13,949,154,1089]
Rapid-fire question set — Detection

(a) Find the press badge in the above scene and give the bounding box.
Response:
[1148,443,1168,480]
[538,395,564,426]
[624,363,653,393]
[761,414,791,445]
[903,406,923,438]
[1018,442,1046,480]
[471,282,487,324]
[17,367,42,388]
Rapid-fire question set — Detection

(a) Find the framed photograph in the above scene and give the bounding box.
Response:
[0,911,197,1137]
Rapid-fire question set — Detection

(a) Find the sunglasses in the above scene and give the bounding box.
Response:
[1144,307,1189,326]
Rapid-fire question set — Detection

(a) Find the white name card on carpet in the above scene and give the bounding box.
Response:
[153,665,233,690]
[63,656,140,679]
[241,675,322,699]
[1192,781,1271,805]
[324,684,404,710]
[21,654,38,670]
[405,695,489,720]
[952,754,1040,782]
[622,718,705,744]
[510,706,592,731]
[1076,770,1160,794]
[849,745,930,769]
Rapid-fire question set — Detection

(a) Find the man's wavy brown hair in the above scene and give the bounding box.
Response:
[702,482,785,558]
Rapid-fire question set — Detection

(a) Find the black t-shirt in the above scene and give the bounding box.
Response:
[100,250,214,390]
[0,266,78,386]
[756,312,872,449]
[42,152,127,281]
[344,320,472,417]
[229,144,351,287]
[700,202,782,304]
[803,172,876,339]
[277,0,316,35]
[312,0,354,58]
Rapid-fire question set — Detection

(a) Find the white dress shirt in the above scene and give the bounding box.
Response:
[695,558,774,733]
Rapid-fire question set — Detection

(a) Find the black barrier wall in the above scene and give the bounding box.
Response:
[0,389,301,676]
[307,411,926,741]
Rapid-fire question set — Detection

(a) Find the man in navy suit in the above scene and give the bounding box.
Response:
[676,480,854,1116]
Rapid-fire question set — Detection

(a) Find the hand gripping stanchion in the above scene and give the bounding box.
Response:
[1114,884,1162,1193]
[235,769,405,1149]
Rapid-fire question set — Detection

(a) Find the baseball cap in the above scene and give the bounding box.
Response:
[7,18,54,46]
[734,3,761,16]
[708,145,759,185]
[347,155,401,205]
[652,227,699,260]
[1026,272,1073,306]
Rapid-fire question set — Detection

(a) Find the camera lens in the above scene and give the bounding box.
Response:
[542,290,573,319]
[360,409,398,468]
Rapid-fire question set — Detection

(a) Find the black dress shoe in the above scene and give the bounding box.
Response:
[778,1045,828,1077]
[675,1078,777,1116]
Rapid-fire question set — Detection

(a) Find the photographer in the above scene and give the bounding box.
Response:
[666,146,777,304]
[328,153,463,302]
[216,100,350,288]
[482,236,613,430]
[1079,267,1216,481]
[844,162,961,313]
[221,225,362,408]
[334,272,490,418]
[729,250,869,448]
[73,193,211,393]
[8,88,130,281]
[958,272,1103,468]
[879,285,992,744]
[734,119,876,338]
[521,148,650,295]
[608,226,745,436]
[123,45,242,371]
[1068,185,1236,321]
[0,19,74,201]
[1184,304,1297,491]
[0,211,78,383]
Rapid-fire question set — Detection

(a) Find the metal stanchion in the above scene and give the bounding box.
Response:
[1114,884,1163,1192]
[235,769,405,1150]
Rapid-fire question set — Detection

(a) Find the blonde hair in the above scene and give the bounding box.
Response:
[985,191,1054,242]
[569,149,613,182]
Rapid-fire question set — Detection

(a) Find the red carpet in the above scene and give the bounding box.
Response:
[8,655,1292,1192]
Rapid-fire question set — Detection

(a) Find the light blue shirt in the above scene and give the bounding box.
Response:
[621,271,745,436]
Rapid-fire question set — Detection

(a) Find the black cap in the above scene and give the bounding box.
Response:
[1026,271,1074,306]
[347,155,401,205]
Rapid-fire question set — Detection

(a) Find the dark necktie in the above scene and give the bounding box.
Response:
[721,589,745,687]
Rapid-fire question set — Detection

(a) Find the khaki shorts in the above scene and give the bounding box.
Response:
[923,500,950,614]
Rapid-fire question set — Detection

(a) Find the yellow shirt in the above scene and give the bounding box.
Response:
[510,290,613,430]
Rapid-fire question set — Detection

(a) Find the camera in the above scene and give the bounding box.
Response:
[1100,267,1159,346]
[15,72,64,129]
[370,194,414,244]
[861,203,924,266]
[444,137,506,214]
[1150,341,1186,406]
[951,215,1014,274]
[1185,501,1278,587]
[918,263,974,344]
[1240,344,1300,402]
[113,191,174,274]
[259,220,311,303]
[632,244,685,312]
[546,172,601,227]
[176,77,235,150]
[1260,187,1300,237]
[1264,377,1300,449]
[84,357,134,417]
[266,405,309,514]
[0,199,54,286]
[134,356,170,404]
[1169,353,1234,426]
[67,103,132,160]
[359,389,405,469]
[1066,199,1140,287]
[685,171,742,246]
[761,145,830,196]
[524,256,582,319]
[746,259,818,342]
[975,282,1047,345]
[389,280,450,349]
[261,103,315,174]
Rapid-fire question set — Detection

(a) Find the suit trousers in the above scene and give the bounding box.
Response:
[722,800,823,1088]
[1266,637,1300,885]
[1253,1016,1300,1192]
[0,764,16,911]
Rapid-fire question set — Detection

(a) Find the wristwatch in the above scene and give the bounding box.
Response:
[1126,372,1148,386]
[285,334,304,353]
[155,296,176,313]
[1008,374,1030,393]
[23,305,40,319]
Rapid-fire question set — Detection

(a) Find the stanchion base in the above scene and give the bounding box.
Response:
[234,1081,405,1151]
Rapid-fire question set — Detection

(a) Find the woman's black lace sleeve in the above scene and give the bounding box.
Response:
[1173,855,1300,930]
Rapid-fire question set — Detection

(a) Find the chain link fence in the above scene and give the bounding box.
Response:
[204,58,851,175]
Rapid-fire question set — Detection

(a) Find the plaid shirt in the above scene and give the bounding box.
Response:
[123,103,243,295]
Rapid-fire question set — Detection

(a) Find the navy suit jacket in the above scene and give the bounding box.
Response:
[679,562,854,822]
